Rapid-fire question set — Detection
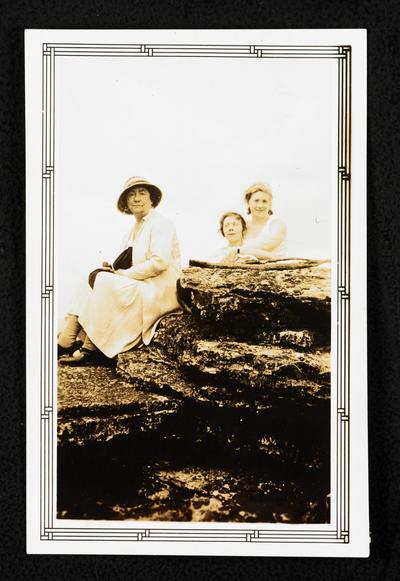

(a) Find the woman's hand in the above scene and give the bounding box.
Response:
[220,247,240,263]
[102,261,114,272]
[236,253,260,263]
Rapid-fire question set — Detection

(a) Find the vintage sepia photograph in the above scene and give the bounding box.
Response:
[26,29,368,557]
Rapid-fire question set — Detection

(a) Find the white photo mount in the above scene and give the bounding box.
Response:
[26,29,368,557]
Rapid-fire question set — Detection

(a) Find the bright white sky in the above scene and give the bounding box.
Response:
[55,55,337,317]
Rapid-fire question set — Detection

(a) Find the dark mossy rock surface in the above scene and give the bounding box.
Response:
[58,264,331,523]
[178,264,331,339]
[58,444,329,523]
[58,366,182,446]
[118,265,331,405]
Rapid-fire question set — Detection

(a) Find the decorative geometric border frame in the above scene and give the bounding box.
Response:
[39,43,351,544]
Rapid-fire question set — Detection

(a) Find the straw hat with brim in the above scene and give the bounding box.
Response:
[117,176,163,214]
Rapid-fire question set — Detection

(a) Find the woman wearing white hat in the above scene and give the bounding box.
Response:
[58,176,181,363]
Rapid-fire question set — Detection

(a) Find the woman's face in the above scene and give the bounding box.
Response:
[222,216,244,243]
[126,187,153,218]
[248,191,272,219]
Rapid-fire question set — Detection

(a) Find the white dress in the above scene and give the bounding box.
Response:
[78,209,181,358]
[244,216,287,257]
[207,244,235,263]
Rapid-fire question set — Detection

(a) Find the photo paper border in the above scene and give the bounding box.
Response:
[38,42,350,546]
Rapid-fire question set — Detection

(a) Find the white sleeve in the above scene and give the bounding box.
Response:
[206,247,232,263]
[118,226,133,252]
[242,218,287,253]
[123,218,176,280]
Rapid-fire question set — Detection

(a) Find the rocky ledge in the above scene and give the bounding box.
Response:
[178,263,330,342]
[59,263,331,454]
[118,262,331,400]
[57,262,331,522]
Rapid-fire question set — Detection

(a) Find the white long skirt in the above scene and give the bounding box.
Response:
[78,272,144,358]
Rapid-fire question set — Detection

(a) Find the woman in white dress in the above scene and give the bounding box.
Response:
[58,176,181,364]
[239,182,287,258]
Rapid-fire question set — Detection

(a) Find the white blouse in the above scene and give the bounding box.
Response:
[244,216,287,257]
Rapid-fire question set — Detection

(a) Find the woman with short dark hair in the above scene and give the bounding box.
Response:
[209,211,249,263]
[218,211,247,239]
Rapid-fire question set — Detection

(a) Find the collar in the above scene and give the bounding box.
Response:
[129,209,155,242]
[141,208,155,223]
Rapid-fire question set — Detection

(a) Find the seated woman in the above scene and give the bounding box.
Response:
[58,176,181,364]
[239,182,287,259]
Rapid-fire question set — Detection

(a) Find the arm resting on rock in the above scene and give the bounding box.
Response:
[241,219,287,255]
[239,248,273,260]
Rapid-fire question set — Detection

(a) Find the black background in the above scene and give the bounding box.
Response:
[1,1,399,579]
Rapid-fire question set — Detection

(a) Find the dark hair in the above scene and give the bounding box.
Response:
[120,185,162,213]
[219,212,247,237]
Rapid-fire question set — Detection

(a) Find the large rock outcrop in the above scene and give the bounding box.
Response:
[57,262,331,522]
[116,262,330,459]
[178,263,330,342]
[118,263,331,401]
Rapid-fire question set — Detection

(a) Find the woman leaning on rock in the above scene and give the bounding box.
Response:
[240,182,287,259]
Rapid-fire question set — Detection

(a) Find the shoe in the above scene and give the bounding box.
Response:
[58,348,115,367]
[57,340,83,358]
